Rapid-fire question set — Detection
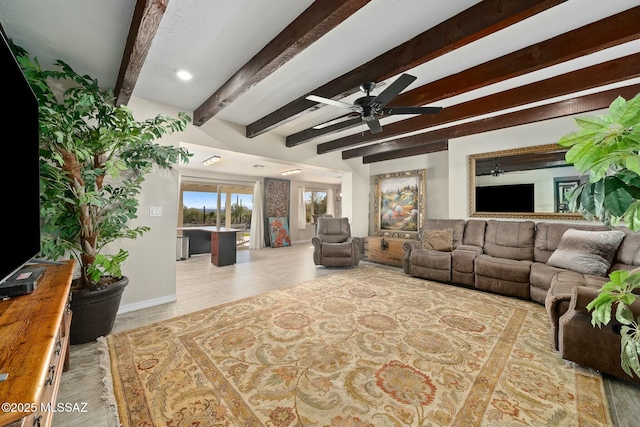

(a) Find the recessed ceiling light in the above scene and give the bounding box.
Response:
[281,168,301,176]
[176,69,192,81]
[203,155,221,165]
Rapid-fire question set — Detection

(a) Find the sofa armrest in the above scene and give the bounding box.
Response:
[346,236,361,246]
[403,241,421,252]
[402,241,422,274]
[568,284,640,316]
[311,236,322,265]
[568,286,600,316]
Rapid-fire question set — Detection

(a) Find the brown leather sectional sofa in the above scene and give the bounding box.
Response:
[402,218,640,383]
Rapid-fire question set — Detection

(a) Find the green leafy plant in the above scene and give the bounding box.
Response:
[11,41,191,291]
[586,270,640,378]
[559,92,640,379]
[559,93,640,229]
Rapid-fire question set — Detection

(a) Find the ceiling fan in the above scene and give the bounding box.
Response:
[306,73,441,134]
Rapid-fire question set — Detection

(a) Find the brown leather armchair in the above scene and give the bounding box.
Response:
[312,217,361,267]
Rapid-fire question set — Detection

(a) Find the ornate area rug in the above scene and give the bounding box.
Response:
[107,268,612,426]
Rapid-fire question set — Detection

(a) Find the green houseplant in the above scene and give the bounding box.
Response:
[12,42,191,343]
[558,92,640,379]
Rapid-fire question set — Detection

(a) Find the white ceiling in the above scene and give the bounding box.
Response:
[2,0,639,185]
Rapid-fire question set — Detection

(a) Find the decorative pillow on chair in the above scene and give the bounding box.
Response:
[546,228,625,276]
[422,228,453,252]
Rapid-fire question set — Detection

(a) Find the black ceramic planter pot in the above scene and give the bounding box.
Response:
[69,276,128,345]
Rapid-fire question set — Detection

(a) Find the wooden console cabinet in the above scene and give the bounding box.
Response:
[364,236,414,268]
[0,260,74,427]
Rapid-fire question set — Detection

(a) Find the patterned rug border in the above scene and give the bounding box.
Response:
[107,266,613,426]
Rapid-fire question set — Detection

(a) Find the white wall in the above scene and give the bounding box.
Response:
[342,160,370,238]
[117,97,186,312]
[367,150,450,235]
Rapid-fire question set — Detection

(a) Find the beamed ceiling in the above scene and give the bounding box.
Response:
[2,0,640,173]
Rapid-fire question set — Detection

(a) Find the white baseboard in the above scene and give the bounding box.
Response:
[117,294,177,314]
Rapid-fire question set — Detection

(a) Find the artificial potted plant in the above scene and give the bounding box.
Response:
[12,42,191,344]
[558,92,640,379]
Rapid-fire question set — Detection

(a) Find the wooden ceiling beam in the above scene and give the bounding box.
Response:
[318,53,640,154]
[246,0,566,138]
[192,0,371,126]
[359,83,640,163]
[362,140,449,164]
[115,0,169,106]
[288,5,640,146]
[475,151,567,175]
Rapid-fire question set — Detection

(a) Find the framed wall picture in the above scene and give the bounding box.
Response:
[373,169,426,238]
[554,176,582,213]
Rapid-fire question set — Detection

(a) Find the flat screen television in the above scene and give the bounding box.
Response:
[0,31,41,285]
[476,183,535,213]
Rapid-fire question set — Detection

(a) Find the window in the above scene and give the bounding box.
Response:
[180,186,253,228]
[229,193,253,225]
[305,191,327,223]
[182,191,220,225]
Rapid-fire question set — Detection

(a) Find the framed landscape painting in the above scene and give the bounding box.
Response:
[373,169,426,238]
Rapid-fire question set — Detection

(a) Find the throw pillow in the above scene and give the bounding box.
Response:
[422,228,453,252]
[547,228,625,276]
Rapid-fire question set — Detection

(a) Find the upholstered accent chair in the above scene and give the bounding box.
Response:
[312,217,361,267]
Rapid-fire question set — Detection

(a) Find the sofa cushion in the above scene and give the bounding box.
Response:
[316,217,351,243]
[534,222,609,263]
[475,254,532,283]
[613,226,640,266]
[422,228,453,251]
[322,241,353,257]
[411,250,451,270]
[462,219,487,248]
[424,219,465,249]
[483,220,535,261]
[547,228,625,276]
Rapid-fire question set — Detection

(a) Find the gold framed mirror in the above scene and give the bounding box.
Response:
[468,144,586,220]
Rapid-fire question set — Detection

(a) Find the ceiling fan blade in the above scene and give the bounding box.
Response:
[369,73,417,109]
[312,114,359,130]
[383,106,442,115]
[306,95,354,110]
[363,116,382,134]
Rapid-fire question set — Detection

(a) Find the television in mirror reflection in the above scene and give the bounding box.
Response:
[468,144,587,220]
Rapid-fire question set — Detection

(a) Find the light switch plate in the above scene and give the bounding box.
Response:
[150,206,162,217]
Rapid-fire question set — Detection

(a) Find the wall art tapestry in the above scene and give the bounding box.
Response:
[263,178,290,246]
[268,217,291,248]
[374,169,426,238]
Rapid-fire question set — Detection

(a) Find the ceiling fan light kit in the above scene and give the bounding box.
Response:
[307,73,442,134]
